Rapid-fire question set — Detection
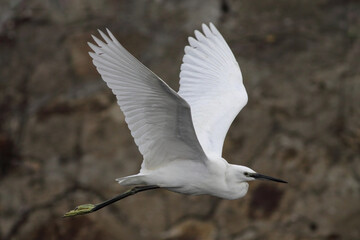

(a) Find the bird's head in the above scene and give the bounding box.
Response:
[229,165,287,184]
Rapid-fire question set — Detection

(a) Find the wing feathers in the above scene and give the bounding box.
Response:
[178,23,248,157]
[89,30,207,170]
[88,24,246,169]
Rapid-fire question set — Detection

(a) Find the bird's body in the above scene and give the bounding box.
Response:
[63,23,287,217]
[122,156,250,199]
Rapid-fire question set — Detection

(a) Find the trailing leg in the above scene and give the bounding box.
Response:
[63,185,159,217]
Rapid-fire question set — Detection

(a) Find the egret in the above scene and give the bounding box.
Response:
[64,23,286,218]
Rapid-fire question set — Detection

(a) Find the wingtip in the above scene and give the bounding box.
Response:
[88,51,96,58]
[188,36,194,44]
[201,23,212,37]
[97,29,106,38]
[91,34,98,42]
[98,28,114,44]
[188,36,197,46]
[209,22,218,34]
[91,34,105,46]
[105,28,122,46]
[201,22,212,27]
[87,41,95,48]
[184,45,191,54]
[194,29,207,42]
[87,42,99,52]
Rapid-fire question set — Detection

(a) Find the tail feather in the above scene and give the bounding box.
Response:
[116,174,147,186]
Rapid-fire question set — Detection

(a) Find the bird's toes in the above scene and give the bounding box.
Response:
[63,204,96,218]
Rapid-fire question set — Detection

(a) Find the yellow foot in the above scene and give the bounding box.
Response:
[63,204,96,218]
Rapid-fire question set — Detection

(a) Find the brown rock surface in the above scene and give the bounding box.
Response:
[0,0,359,239]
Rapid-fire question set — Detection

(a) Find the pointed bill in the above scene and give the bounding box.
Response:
[249,173,287,183]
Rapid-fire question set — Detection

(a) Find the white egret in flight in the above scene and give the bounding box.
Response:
[64,23,286,217]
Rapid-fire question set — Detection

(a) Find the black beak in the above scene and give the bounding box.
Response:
[249,173,287,183]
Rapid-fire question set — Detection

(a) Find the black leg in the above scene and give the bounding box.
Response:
[63,185,160,218]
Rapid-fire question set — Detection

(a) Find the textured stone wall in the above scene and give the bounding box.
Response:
[0,0,359,239]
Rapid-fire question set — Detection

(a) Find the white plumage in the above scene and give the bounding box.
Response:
[179,24,248,157]
[88,23,286,200]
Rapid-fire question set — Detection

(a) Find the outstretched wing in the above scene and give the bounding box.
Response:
[88,29,207,170]
[178,23,248,157]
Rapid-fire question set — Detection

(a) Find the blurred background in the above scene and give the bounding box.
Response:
[0,0,359,239]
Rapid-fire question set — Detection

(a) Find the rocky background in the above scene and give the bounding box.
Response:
[0,0,359,239]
